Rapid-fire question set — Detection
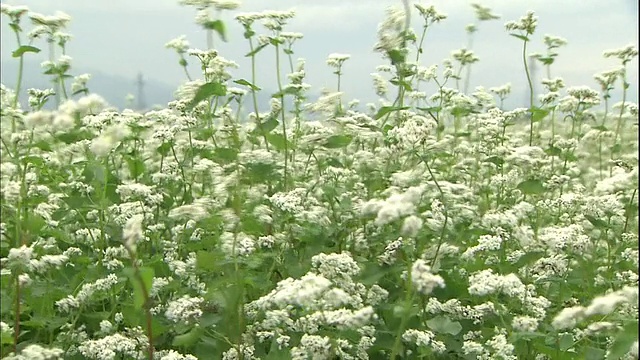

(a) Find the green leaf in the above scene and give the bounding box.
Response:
[266,133,289,151]
[12,45,41,57]
[558,332,574,351]
[531,107,550,123]
[607,321,639,360]
[255,116,279,134]
[517,178,545,195]
[123,267,154,310]
[125,155,146,179]
[186,82,227,111]
[584,215,610,230]
[245,43,268,57]
[172,326,204,347]
[196,251,217,271]
[544,146,562,157]
[233,79,261,91]
[426,315,462,335]
[584,347,606,360]
[510,33,530,42]
[156,142,172,157]
[271,87,300,98]
[374,106,410,120]
[213,147,238,164]
[387,49,405,65]
[322,134,353,149]
[484,156,504,166]
[611,143,622,154]
[204,20,227,42]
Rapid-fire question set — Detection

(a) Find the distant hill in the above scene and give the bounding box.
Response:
[0,59,318,116]
[1,59,176,110]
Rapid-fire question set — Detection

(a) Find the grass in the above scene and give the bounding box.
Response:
[0,2,638,360]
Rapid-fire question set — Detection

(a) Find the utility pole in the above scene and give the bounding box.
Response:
[136,72,146,111]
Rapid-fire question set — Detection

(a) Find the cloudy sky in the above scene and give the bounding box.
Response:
[1,0,638,109]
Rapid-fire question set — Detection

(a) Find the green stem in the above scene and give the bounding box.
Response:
[274,43,289,190]
[522,39,535,146]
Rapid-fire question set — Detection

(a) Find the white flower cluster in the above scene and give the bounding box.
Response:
[402,329,446,353]
[468,269,526,299]
[3,344,64,360]
[360,185,426,226]
[55,274,119,312]
[165,295,205,324]
[245,253,381,358]
[77,333,144,360]
[552,286,638,330]
[409,259,445,295]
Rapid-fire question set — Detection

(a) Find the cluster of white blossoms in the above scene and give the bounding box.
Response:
[360,185,426,227]
[244,252,382,358]
[468,269,526,299]
[552,286,638,330]
[77,333,144,360]
[164,295,205,324]
[3,344,64,360]
[408,259,445,295]
[55,274,119,313]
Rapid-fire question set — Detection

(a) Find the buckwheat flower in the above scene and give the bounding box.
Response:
[505,10,537,34]
[220,231,256,257]
[306,91,344,115]
[326,53,351,68]
[490,83,511,98]
[566,85,601,106]
[4,344,64,360]
[552,306,586,330]
[17,273,31,287]
[452,48,479,65]
[603,44,638,64]
[89,123,130,157]
[364,284,389,306]
[123,214,144,252]
[75,274,119,305]
[462,340,484,355]
[116,183,155,202]
[410,259,445,295]
[311,252,360,282]
[6,245,34,270]
[168,197,213,222]
[157,350,198,360]
[0,4,29,20]
[584,291,629,316]
[401,215,423,237]
[512,315,539,332]
[29,254,69,274]
[486,332,516,360]
[165,295,204,324]
[55,295,81,313]
[257,273,332,310]
[414,4,447,23]
[78,333,141,359]
[370,72,389,97]
[402,329,437,348]
[291,335,332,360]
[76,93,108,115]
[98,320,114,334]
[461,234,503,259]
[470,3,499,21]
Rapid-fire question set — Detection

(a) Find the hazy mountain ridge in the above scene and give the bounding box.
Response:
[0,59,312,113]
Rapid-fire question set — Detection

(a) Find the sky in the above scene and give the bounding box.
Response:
[1,0,638,109]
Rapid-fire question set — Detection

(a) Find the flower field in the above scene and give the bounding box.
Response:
[0,1,638,359]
